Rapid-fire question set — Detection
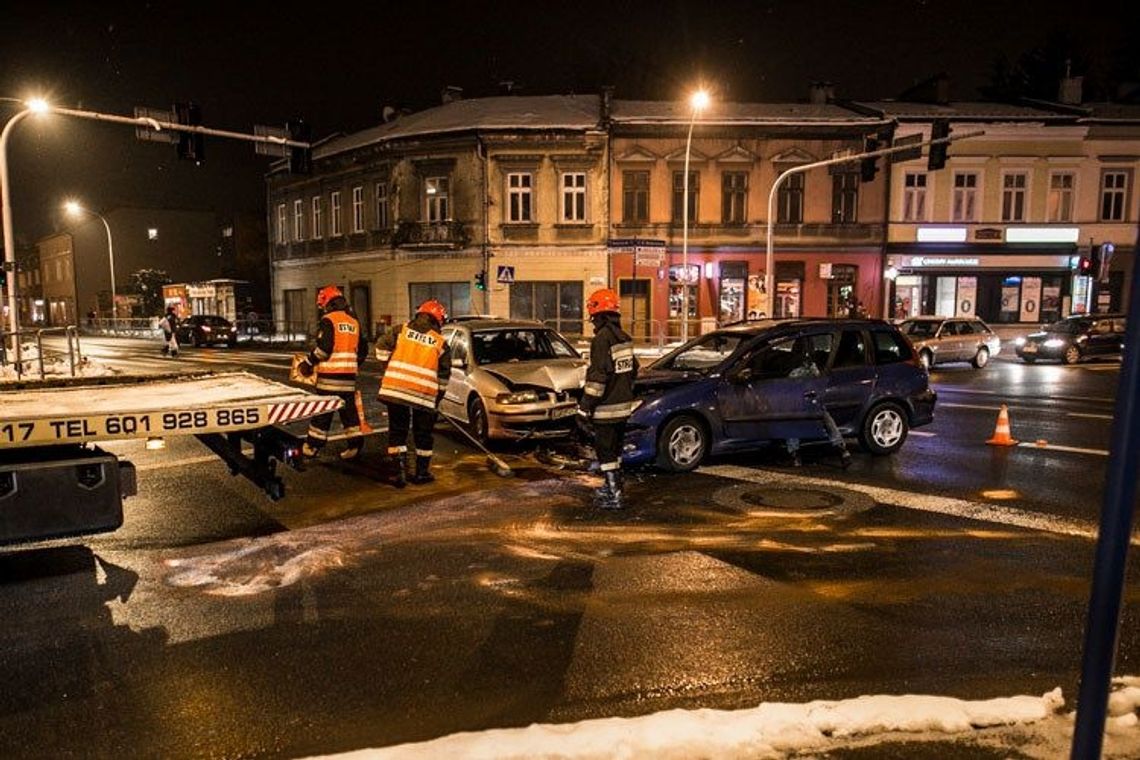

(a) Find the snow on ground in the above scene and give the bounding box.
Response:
[309,682,1140,759]
[0,344,121,382]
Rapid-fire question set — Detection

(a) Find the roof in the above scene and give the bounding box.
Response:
[855,101,1074,122]
[611,99,885,126]
[454,318,548,332]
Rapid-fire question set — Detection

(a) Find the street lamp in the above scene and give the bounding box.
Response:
[681,88,709,343]
[1,97,51,341]
[64,201,117,321]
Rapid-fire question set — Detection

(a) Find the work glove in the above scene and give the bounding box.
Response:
[297,359,314,378]
[575,408,594,441]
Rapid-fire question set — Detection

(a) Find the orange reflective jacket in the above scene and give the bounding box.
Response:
[313,311,361,391]
[378,323,446,409]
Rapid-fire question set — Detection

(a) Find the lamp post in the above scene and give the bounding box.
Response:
[680,89,709,344]
[64,201,117,321]
[1,98,50,341]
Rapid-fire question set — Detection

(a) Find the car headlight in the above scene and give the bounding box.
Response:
[1043,338,1064,348]
[201,326,212,332]
[1014,337,1026,346]
[496,390,542,404]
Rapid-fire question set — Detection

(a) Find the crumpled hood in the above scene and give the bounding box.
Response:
[481,358,586,392]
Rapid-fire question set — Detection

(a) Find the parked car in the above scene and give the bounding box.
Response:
[439,319,586,441]
[623,319,937,471]
[898,316,1001,369]
[176,314,238,347]
[1014,314,1127,364]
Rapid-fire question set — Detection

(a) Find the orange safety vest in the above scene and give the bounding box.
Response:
[378,323,445,409]
[316,311,361,390]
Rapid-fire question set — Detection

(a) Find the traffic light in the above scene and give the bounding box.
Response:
[927,119,950,171]
[475,271,486,290]
[287,120,312,175]
[1077,256,1093,276]
[860,136,880,182]
[174,102,204,164]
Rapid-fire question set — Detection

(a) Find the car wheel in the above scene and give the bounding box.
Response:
[971,347,990,369]
[1021,356,1037,364]
[859,402,909,455]
[656,415,707,472]
[1062,345,1081,365]
[919,349,934,370]
[468,397,490,443]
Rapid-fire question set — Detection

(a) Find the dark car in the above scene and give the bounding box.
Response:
[623,319,936,471]
[1014,314,1126,365]
[176,314,238,347]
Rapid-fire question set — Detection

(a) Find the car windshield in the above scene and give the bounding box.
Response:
[899,320,941,338]
[471,329,577,364]
[204,316,230,326]
[654,333,745,374]
[1044,319,1087,334]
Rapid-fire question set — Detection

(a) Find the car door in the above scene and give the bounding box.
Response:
[439,327,470,420]
[716,335,828,444]
[942,320,967,362]
[1086,319,1116,357]
[823,328,876,428]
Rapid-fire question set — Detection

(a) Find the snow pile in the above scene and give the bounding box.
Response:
[0,345,119,382]
[313,688,1066,759]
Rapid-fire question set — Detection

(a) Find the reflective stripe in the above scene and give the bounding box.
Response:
[599,461,621,472]
[307,426,329,440]
[610,344,634,360]
[384,369,438,389]
[375,350,392,361]
[316,377,357,392]
[583,381,604,397]
[341,426,361,437]
[313,347,331,360]
[387,445,408,454]
[415,449,433,457]
[379,387,438,409]
[593,401,634,420]
[388,360,438,379]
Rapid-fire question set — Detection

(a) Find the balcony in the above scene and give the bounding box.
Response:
[394,221,470,250]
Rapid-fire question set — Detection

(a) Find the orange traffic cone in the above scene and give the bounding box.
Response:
[355,390,373,434]
[986,404,1018,446]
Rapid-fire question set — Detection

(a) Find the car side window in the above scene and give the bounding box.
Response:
[872,329,911,365]
[1093,320,1113,335]
[452,333,469,364]
[1114,319,1128,334]
[833,330,868,368]
[957,322,976,335]
[746,337,801,378]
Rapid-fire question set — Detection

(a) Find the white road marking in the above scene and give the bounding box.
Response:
[909,430,937,437]
[134,455,222,471]
[939,401,1000,411]
[1017,441,1109,457]
[702,464,1134,545]
[937,387,1116,405]
[1068,412,1113,420]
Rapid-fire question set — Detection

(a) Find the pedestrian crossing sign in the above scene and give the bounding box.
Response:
[497,265,515,284]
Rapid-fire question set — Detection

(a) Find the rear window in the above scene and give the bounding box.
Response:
[872,329,913,365]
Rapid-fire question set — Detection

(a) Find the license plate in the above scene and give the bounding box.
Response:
[551,406,576,419]
[1022,344,1037,353]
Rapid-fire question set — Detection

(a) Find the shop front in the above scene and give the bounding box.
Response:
[887,249,1078,324]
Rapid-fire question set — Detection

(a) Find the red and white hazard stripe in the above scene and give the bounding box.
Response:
[267,398,342,423]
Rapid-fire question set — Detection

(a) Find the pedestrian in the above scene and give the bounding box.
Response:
[784,339,851,468]
[578,288,639,510]
[296,286,370,460]
[160,306,180,357]
[375,299,452,487]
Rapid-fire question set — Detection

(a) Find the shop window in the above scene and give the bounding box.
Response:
[410,282,471,318]
[826,264,859,317]
[668,264,699,336]
[893,275,924,319]
[718,262,747,323]
[509,281,583,335]
[999,276,1022,323]
[747,274,770,318]
[671,171,698,223]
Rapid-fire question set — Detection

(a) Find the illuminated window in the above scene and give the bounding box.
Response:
[424,177,450,222]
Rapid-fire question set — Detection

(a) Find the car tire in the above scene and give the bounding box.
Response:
[656,415,707,472]
[859,402,909,456]
[468,397,490,443]
[919,349,934,370]
[1021,356,1037,364]
[1062,345,1082,365]
[971,347,990,369]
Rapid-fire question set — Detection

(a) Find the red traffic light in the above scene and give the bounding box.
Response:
[1077,256,1093,275]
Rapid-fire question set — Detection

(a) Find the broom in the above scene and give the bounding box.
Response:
[439,413,514,478]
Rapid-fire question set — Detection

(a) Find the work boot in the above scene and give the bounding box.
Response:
[302,442,320,458]
[339,445,362,461]
[384,453,407,488]
[409,455,434,485]
[596,470,624,510]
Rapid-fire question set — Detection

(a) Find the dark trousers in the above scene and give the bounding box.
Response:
[385,402,437,457]
[594,420,626,472]
[306,389,362,448]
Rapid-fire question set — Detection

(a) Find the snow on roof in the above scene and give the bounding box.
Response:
[855,101,1073,121]
[611,99,882,125]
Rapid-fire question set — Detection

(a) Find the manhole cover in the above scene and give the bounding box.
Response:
[713,484,875,518]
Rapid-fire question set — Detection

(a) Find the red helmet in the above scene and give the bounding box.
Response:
[316,285,343,310]
[416,299,447,325]
[586,288,621,316]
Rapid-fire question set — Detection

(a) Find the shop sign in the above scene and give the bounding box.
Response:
[187,285,216,299]
[974,228,1003,241]
[1020,276,1042,322]
[900,254,1072,270]
[956,277,977,317]
[819,262,833,279]
[909,256,981,267]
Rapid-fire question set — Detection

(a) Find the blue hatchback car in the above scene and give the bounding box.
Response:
[623,319,937,471]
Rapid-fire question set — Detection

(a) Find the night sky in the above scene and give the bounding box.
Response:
[1,0,1135,243]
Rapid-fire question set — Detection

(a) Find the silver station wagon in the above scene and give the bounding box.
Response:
[439,319,586,441]
[898,316,1002,369]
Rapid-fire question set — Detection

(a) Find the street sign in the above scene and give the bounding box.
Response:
[634,246,665,267]
[496,265,515,284]
[133,106,178,143]
[890,133,923,163]
[254,125,290,157]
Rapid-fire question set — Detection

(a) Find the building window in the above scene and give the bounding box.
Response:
[952,172,978,222]
[375,182,389,229]
[831,172,859,223]
[509,281,584,335]
[561,172,586,222]
[623,171,650,224]
[424,176,450,222]
[311,196,323,239]
[671,171,699,223]
[1100,170,1128,221]
[410,282,471,318]
[722,171,748,224]
[1047,172,1075,222]
[776,171,804,224]
[1001,172,1028,222]
[902,172,927,221]
[276,203,287,244]
[293,199,304,241]
[507,172,533,222]
[330,191,342,237]
[351,186,364,233]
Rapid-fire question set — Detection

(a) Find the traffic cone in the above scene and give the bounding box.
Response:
[986,404,1018,446]
[355,390,374,434]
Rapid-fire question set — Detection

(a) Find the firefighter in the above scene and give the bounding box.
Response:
[375,299,452,486]
[578,288,638,509]
[297,285,369,460]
